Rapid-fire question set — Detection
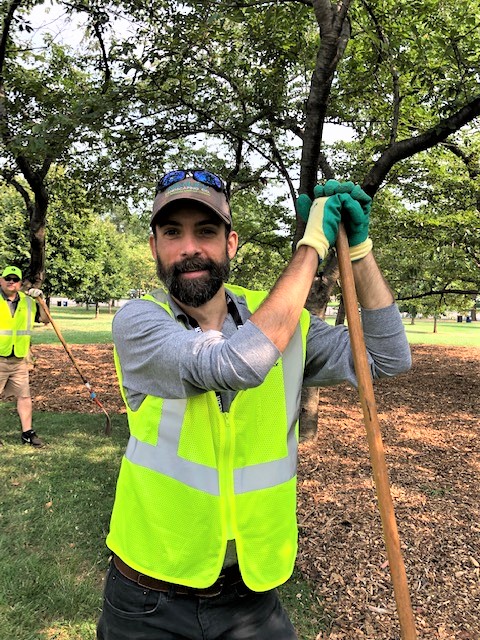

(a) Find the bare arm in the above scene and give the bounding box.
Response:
[352,251,395,309]
[248,245,319,352]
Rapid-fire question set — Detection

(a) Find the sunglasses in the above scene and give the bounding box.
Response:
[4,276,20,282]
[156,170,227,197]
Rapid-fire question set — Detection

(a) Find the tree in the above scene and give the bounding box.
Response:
[0,0,137,285]
[0,170,132,304]
[72,218,131,313]
[368,138,480,316]
[95,0,480,305]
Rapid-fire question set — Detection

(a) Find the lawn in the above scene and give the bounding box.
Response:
[401,317,480,347]
[32,305,117,345]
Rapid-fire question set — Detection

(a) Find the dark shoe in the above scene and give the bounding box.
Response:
[21,430,45,448]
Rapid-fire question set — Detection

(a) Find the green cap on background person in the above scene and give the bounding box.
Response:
[1,266,22,279]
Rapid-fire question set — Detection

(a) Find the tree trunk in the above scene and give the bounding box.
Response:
[306,251,339,318]
[28,191,48,286]
[299,387,320,442]
[336,296,346,326]
[299,252,340,440]
[295,2,352,440]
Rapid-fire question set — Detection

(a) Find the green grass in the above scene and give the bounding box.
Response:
[0,410,124,640]
[322,315,479,347]
[32,306,117,345]
[402,318,480,347]
[0,411,328,640]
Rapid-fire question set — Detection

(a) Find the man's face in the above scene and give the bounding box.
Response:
[150,206,238,308]
[0,275,22,298]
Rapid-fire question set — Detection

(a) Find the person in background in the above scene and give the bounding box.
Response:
[0,266,49,447]
[97,170,412,640]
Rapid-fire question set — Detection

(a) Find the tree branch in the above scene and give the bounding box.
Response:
[397,288,480,301]
[0,0,21,80]
[362,95,480,196]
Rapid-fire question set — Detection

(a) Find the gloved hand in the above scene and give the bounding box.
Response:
[26,288,43,298]
[296,191,340,260]
[296,180,373,261]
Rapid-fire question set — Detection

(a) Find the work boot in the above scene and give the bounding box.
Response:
[21,430,45,448]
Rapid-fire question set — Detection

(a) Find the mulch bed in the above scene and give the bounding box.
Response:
[28,343,480,639]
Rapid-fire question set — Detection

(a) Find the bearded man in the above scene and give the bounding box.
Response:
[97,169,411,640]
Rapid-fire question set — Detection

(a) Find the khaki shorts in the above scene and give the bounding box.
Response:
[0,356,31,398]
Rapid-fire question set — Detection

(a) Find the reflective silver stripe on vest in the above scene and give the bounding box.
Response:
[0,297,33,336]
[125,398,221,496]
[234,326,302,494]
[24,296,33,334]
[125,324,303,497]
[0,330,32,335]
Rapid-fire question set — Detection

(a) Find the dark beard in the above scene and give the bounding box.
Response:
[156,254,230,308]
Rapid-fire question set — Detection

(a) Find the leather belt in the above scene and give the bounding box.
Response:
[113,554,244,598]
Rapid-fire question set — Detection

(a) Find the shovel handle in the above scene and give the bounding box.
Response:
[336,225,417,640]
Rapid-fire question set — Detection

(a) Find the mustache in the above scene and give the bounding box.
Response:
[172,258,216,274]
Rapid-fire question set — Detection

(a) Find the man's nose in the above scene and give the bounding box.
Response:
[180,234,202,256]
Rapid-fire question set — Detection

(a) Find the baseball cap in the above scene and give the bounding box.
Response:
[1,266,22,279]
[151,175,232,228]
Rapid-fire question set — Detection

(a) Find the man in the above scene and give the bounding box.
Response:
[98,170,411,640]
[0,266,49,447]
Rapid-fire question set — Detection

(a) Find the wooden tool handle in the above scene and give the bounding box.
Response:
[336,225,417,639]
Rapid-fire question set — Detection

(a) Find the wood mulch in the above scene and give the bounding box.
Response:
[28,343,480,639]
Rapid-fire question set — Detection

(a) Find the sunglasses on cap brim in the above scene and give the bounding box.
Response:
[156,170,227,198]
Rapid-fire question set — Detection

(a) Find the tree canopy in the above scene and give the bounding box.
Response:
[0,0,478,306]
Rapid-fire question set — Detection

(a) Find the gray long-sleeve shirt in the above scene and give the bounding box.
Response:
[113,286,411,412]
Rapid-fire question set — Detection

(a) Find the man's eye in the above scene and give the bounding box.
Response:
[163,228,179,236]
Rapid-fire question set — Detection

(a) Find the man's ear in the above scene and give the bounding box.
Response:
[227,230,238,260]
[149,233,157,260]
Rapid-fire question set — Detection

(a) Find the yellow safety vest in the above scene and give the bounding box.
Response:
[107,284,310,591]
[0,292,35,357]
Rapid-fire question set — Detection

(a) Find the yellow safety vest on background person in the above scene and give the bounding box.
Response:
[107,284,310,592]
[0,293,35,357]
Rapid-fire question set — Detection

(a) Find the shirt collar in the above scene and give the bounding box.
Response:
[166,289,247,328]
[0,289,20,303]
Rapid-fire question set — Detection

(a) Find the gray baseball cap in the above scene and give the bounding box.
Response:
[151,177,232,227]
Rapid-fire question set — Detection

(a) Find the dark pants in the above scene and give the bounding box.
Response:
[97,561,298,640]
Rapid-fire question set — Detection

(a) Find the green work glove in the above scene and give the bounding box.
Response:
[296,180,373,261]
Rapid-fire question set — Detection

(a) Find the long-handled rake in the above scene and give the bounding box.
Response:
[37,297,112,436]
